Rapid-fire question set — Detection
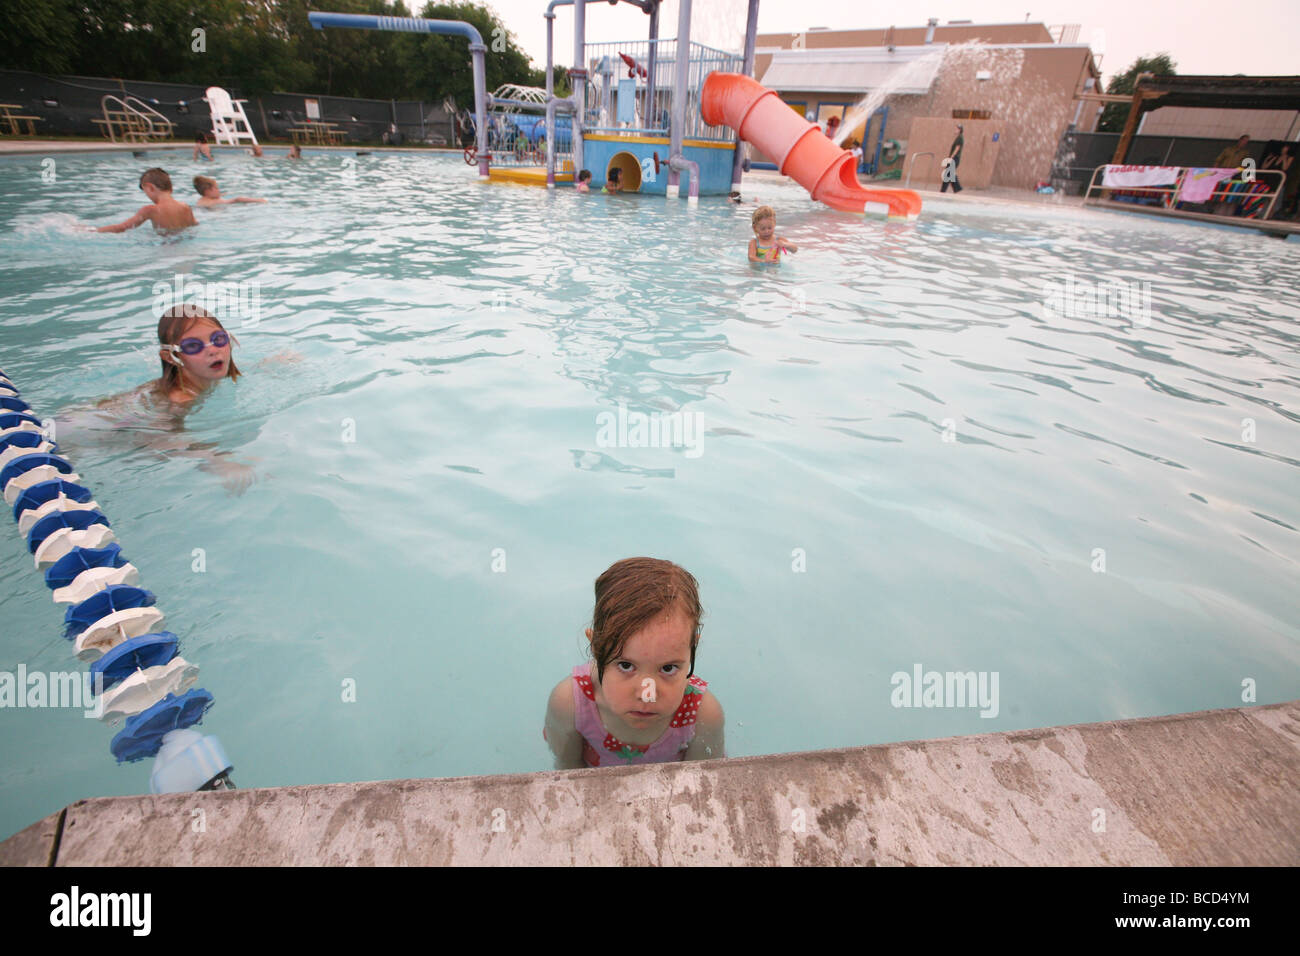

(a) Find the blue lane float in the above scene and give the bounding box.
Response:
[0,368,234,792]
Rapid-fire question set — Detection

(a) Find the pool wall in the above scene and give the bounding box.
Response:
[4,700,1295,865]
[581,134,735,195]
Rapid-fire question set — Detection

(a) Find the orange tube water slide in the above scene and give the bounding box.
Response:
[702,72,923,220]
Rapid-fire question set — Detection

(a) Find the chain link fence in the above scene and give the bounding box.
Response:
[0,69,457,146]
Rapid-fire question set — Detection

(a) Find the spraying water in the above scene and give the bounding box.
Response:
[832,45,949,148]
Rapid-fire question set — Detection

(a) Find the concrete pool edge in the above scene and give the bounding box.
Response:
[2,700,1296,866]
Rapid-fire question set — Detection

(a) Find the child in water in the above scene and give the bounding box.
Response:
[748,204,797,263]
[575,169,592,193]
[148,304,242,404]
[193,176,266,208]
[544,557,724,768]
[193,131,213,161]
[74,305,254,492]
[95,168,198,233]
[602,167,622,194]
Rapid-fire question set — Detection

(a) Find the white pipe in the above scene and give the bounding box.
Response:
[667,0,691,198]
[670,154,699,202]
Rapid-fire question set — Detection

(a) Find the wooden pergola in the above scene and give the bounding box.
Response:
[1110,74,1300,164]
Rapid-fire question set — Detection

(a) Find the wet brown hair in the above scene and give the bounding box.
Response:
[139,168,172,191]
[193,175,217,195]
[589,557,703,683]
[752,205,775,228]
[156,305,241,393]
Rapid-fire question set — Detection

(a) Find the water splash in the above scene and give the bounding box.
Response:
[832,45,949,148]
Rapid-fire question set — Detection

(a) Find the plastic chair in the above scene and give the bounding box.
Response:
[204,86,259,146]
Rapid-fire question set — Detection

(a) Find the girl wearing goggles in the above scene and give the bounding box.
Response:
[156,305,242,404]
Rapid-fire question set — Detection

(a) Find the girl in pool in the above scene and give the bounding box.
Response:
[544,557,724,768]
[748,205,797,263]
[147,304,242,403]
[77,305,255,492]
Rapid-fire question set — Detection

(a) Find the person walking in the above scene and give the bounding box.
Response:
[941,124,964,193]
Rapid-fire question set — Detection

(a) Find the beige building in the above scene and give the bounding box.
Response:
[752,21,1102,191]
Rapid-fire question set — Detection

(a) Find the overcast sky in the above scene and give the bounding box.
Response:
[481,0,1299,87]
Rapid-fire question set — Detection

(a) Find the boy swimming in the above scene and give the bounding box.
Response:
[193,176,266,208]
[95,168,198,233]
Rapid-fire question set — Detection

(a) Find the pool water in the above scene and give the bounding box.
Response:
[1,151,1298,840]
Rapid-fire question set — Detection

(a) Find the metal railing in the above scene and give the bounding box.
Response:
[582,38,742,142]
[905,151,935,188]
[94,95,175,143]
[1083,165,1286,220]
[123,96,176,137]
[474,84,574,168]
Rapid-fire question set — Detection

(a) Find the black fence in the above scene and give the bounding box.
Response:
[1050,129,1279,195]
[0,69,458,146]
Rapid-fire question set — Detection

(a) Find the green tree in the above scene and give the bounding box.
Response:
[1097,53,1177,133]
[0,0,79,73]
[393,2,543,107]
[3,0,549,106]
[548,63,571,98]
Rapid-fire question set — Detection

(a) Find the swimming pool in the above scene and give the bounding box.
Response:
[1,150,1298,839]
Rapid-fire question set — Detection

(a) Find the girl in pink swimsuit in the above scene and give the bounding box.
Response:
[544,557,724,768]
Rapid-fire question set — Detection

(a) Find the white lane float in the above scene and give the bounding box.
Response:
[1,367,233,792]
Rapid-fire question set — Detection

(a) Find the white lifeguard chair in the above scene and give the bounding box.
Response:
[204,86,259,146]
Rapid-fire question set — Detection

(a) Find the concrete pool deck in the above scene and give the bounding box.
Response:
[2,700,1296,866]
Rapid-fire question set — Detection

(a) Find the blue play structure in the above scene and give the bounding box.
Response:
[534,0,757,198]
[311,1,764,199]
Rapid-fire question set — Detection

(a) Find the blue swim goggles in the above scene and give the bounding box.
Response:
[168,330,230,356]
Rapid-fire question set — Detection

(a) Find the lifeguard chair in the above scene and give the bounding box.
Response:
[204,87,259,147]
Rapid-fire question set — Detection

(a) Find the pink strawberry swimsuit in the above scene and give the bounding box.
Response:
[563,661,709,767]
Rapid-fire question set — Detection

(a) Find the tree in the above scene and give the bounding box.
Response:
[393,2,541,107]
[548,63,571,98]
[1097,53,1176,133]
[2,0,549,106]
[0,0,79,73]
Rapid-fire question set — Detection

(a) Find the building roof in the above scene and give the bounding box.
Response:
[1135,74,1300,113]
[757,22,1055,44]
[759,45,948,95]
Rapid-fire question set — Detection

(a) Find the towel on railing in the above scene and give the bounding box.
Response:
[1101,165,1181,188]
[1179,167,1241,203]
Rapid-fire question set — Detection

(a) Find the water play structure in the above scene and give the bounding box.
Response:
[532,0,744,200]
[308,2,921,216]
[701,73,923,219]
[307,11,490,179]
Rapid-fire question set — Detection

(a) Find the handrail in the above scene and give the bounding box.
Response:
[1083,164,1286,220]
[99,95,156,143]
[905,151,935,189]
[122,96,174,134]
